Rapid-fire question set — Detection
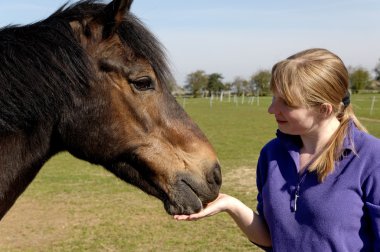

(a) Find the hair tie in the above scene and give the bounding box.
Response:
[342,91,350,107]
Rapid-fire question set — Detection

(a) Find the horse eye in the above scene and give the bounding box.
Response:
[130,77,154,91]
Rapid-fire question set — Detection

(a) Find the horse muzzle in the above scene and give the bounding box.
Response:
[164,163,222,215]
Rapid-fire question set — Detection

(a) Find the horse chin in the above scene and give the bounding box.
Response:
[164,199,203,215]
[163,179,205,215]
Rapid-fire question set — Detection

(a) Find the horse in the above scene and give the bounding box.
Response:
[0,0,221,220]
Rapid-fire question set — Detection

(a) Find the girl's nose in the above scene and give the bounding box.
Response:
[268,97,276,114]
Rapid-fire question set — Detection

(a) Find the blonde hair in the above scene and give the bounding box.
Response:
[270,48,367,182]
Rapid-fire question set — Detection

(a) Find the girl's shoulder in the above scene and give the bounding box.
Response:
[352,130,380,181]
[354,129,380,155]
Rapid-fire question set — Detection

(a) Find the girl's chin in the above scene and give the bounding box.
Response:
[278,125,292,134]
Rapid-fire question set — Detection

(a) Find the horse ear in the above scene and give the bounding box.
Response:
[102,0,133,39]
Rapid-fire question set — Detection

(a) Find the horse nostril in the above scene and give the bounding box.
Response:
[214,163,222,186]
[208,163,222,187]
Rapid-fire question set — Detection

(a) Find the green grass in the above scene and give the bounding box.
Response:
[0,94,379,251]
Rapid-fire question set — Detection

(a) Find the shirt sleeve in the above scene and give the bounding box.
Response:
[255,149,272,251]
[363,161,380,250]
[366,202,380,243]
[256,152,266,217]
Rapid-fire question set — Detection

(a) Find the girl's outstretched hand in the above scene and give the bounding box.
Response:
[173,193,232,221]
[174,192,272,247]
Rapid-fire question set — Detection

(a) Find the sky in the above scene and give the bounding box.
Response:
[1,0,379,85]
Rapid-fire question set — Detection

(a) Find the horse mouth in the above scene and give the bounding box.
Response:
[163,178,208,215]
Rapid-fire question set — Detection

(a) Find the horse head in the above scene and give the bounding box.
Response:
[56,0,221,215]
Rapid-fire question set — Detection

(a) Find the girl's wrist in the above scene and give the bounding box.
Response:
[223,196,241,215]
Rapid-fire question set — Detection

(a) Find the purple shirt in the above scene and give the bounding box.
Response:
[256,122,380,251]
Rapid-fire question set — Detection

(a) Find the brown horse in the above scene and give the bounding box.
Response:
[0,0,221,220]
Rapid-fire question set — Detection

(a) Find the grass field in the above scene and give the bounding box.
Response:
[1,94,379,251]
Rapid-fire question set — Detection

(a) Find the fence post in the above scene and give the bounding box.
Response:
[370,96,376,115]
[250,96,255,105]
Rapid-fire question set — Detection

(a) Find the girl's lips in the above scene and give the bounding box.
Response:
[276,119,287,124]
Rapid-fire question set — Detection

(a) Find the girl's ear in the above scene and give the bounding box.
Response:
[319,103,333,117]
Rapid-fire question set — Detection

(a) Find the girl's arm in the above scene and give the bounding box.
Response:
[174,193,271,247]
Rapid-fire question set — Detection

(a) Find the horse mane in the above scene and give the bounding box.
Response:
[0,0,172,133]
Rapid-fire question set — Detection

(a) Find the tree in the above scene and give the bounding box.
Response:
[374,59,380,82]
[251,70,271,96]
[231,77,246,96]
[224,82,232,92]
[184,70,208,97]
[207,73,224,95]
[349,67,371,93]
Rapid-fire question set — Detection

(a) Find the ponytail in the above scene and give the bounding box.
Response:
[308,103,367,182]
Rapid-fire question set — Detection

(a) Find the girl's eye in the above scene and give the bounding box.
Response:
[130,77,154,91]
[278,97,289,106]
[281,98,290,106]
[273,96,292,107]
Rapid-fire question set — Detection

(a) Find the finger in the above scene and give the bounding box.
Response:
[173,215,190,221]
[186,211,209,220]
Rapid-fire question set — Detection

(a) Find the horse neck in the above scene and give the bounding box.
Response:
[0,123,56,219]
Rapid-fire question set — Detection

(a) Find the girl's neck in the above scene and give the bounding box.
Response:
[300,116,340,156]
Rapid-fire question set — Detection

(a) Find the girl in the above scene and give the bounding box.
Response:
[174,48,380,251]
